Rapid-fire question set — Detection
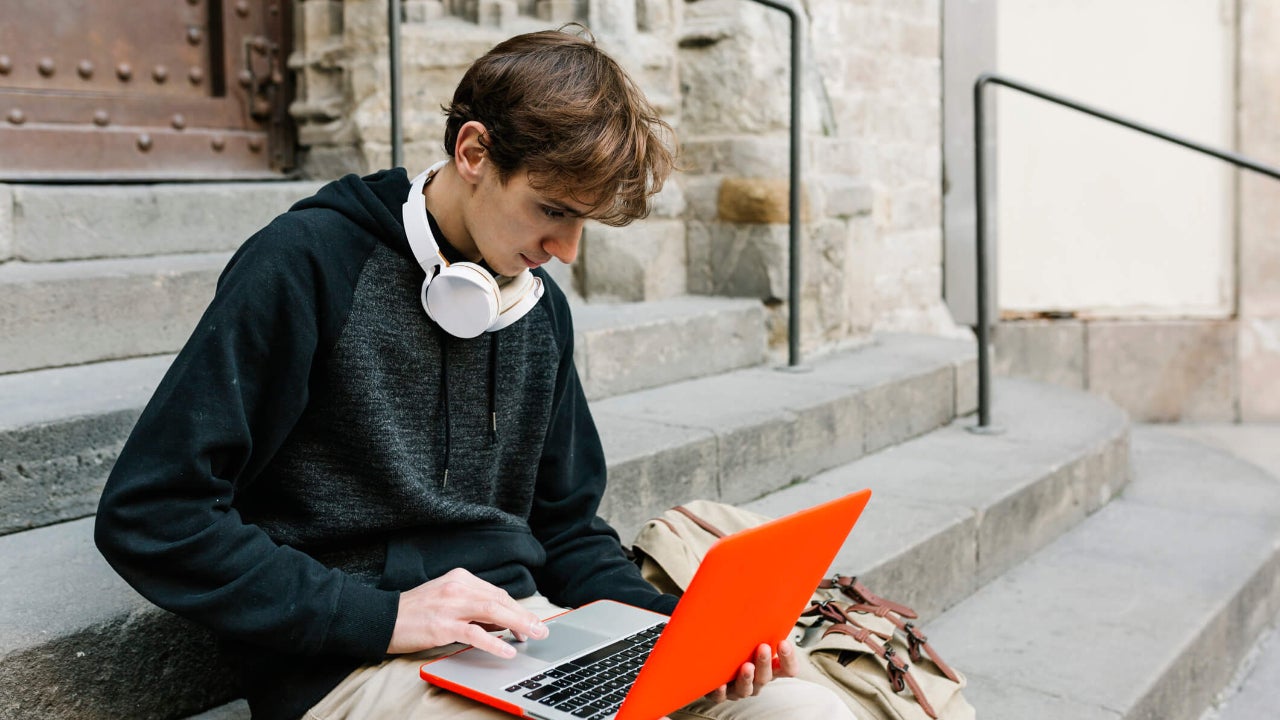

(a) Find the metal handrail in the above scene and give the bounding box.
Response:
[741,0,806,368]
[972,72,1280,431]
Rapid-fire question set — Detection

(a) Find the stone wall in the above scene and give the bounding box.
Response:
[286,0,957,355]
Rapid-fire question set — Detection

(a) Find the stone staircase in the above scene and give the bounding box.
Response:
[3,180,1279,720]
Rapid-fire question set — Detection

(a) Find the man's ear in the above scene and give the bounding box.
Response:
[453,121,489,184]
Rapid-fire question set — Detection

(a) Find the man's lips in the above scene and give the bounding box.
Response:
[521,254,545,269]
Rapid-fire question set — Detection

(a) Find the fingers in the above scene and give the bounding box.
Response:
[386,569,549,655]
[718,643,788,701]
[776,639,800,678]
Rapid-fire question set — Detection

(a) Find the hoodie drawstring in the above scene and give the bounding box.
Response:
[438,331,500,488]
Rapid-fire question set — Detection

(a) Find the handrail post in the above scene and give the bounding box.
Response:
[971,74,996,432]
[743,0,805,368]
[388,0,404,169]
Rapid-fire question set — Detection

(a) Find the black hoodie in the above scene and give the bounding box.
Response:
[94,168,677,719]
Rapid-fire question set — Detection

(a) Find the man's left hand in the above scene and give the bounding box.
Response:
[660,638,799,718]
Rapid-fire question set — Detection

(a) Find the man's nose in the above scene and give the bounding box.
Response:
[543,220,584,264]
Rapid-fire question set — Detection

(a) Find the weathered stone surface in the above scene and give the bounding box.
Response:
[11,183,321,262]
[578,219,686,301]
[573,296,765,400]
[993,319,1086,390]
[686,221,788,300]
[0,520,238,720]
[1240,318,1280,421]
[716,177,808,225]
[0,253,226,374]
[0,355,172,535]
[931,429,1280,720]
[1087,320,1238,423]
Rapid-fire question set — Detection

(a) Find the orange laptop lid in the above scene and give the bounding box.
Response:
[615,489,871,720]
[419,489,871,720]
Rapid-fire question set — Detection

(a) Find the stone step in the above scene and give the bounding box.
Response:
[0,182,322,263]
[0,296,765,536]
[741,376,1130,620]
[0,333,974,719]
[595,333,977,541]
[0,252,229,375]
[925,427,1280,720]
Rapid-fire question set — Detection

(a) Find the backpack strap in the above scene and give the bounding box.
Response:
[837,603,961,683]
[822,623,940,720]
[671,505,729,538]
[819,574,919,619]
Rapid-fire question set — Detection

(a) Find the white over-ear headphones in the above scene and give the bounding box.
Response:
[402,160,544,339]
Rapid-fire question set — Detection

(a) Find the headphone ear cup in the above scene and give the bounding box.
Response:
[422,264,501,339]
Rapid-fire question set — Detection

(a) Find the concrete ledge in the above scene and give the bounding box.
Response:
[8,182,323,262]
[928,428,1280,720]
[0,253,229,374]
[741,377,1131,620]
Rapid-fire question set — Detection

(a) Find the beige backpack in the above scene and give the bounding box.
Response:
[631,500,975,720]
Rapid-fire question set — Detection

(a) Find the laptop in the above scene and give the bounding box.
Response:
[420,489,871,720]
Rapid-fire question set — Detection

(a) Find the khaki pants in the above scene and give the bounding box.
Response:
[305,595,854,720]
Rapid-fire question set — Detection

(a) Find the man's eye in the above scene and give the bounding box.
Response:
[542,206,566,219]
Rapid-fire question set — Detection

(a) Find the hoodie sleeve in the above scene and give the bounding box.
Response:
[94,210,400,660]
[526,280,679,616]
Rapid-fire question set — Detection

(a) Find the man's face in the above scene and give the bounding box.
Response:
[464,165,592,278]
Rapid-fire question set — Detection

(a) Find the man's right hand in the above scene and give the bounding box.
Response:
[386,568,549,657]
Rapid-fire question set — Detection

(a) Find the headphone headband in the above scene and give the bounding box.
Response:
[403,160,451,275]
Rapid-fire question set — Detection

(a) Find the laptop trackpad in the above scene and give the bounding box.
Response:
[520,622,612,662]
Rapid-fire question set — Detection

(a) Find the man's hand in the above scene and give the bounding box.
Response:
[705,639,800,703]
[387,568,549,657]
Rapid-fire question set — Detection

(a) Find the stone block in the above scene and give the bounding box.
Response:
[403,0,446,23]
[298,0,343,47]
[686,222,788,300]
[679,136,791,177]
[815,175,873,220]
[536,0,576,23]
[993,319,1086,390]
[12,183,322,262]
[1086,320,1238,423]
[0,253,226,374]
[1240,318,1280,421]
[579,219,686,301]
[635,0,674,32]
[716,177,809,225]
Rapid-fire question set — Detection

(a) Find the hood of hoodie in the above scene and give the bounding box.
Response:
[289,167,420,263]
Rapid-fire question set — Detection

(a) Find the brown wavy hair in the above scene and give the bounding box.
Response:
[442,26,674,227]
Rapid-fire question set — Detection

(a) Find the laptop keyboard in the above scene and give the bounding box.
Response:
[504,623,666,719]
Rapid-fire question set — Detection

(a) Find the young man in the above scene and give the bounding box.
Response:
[95,28,853,720]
